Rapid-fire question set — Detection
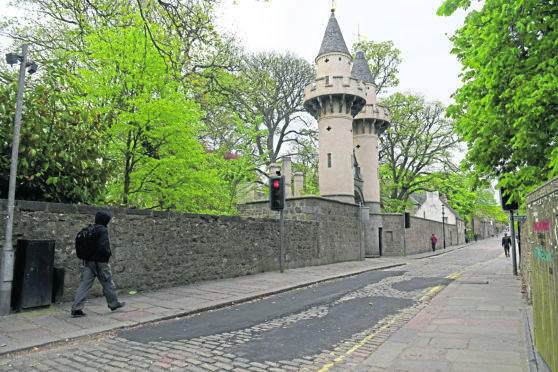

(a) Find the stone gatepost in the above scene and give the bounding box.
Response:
[294,172,304,197]
[282,157,292,198]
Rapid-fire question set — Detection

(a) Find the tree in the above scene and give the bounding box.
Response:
[432,172,506,226]
[233,51,316,168]
[0,62,112,203]
[379,93,460,212]
[351,40,402,95]
[76,13,222,213]
[438,0,558,202]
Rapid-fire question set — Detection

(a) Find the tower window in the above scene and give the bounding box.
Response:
[339,57,342,61]
[328,153,332,168]
[325,58,329,63]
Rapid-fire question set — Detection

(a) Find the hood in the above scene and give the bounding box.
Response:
[95,210,112,226]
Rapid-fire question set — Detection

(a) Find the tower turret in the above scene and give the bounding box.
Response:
[303,10,366,203]
[351,49,390,210]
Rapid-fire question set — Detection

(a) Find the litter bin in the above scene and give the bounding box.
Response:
[11,239,55,310]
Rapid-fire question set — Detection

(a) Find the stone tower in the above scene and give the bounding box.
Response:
[303,9,391,256]
[351,49,390,211]
[351,49,391,256]
[303,9,366,203]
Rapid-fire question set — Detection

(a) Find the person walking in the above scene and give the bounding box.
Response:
[502,233,512,258]
[71,210,125,317]
[430,233,438,252]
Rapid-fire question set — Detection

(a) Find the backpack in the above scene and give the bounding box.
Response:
[75,224,97,260]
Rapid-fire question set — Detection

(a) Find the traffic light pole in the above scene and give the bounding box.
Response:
[403,212,411,256]
[280,209,285,273]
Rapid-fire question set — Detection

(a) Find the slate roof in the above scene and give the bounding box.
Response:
[317,11,351,58]
[351,49,374,83]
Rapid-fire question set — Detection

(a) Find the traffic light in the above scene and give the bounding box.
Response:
[500,188,519,211]
[269,175,285,210]
[404,212,411,228]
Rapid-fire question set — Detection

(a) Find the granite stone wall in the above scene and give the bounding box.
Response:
[0,200,329,303]
[1,196,466,307]
[237,196,362,263]
[239,198,466,258]
[525,176,558,372]
[382,214,465,256]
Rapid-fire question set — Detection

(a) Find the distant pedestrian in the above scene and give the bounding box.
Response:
[502,233,512,258]
[430,234,438,251]
[71,210,125,317]
[465,235,469,244]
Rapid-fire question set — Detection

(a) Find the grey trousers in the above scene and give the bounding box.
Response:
[71,261,119,311]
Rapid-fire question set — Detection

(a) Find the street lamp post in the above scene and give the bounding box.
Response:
[442,204,446,249]
[0,45,37,315]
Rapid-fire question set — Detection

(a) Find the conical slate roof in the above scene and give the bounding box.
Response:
[351,49,374,84]
[317,11,351,59]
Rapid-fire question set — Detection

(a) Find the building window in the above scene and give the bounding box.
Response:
[328,153,332,168]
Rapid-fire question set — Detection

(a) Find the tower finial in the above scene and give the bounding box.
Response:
[357,24,361,43]
[331,0,336,12]
[354,24,368,47]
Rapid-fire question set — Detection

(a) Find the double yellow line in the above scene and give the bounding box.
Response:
[318,312,405,372]
[318,254,503,371]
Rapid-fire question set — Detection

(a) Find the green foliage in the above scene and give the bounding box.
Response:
[429,172,476,222]
[379,93,460,211]
[351,40,402,95]
[0,63,112,203]
[438,0,558,203]
[75,12,222,213]
[431,172,507,224]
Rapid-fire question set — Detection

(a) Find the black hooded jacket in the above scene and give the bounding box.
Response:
[92,210,112,263]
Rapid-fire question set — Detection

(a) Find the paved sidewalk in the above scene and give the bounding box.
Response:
[355,247,536,372]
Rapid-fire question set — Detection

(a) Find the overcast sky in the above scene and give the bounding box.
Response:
[216,0,474,104]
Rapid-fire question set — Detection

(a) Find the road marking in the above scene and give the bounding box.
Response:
[418,285,443,302]
[318,313,404,372]
[446,254,503,280]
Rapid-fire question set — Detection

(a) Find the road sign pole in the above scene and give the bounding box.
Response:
[510,211,518,276]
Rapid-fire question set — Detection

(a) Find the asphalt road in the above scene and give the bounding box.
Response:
[117,270,418,362]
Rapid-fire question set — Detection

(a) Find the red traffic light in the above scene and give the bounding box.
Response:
[269,175,285,210]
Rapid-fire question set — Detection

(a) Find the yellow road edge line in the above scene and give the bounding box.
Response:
[418,285,442,302]
[446,254,503,280]
[318,314,403,372]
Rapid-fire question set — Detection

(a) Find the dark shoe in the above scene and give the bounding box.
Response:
[110,302,125,311]
[71,309,86,317]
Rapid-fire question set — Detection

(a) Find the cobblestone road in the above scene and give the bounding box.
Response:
[0,245,499,371]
